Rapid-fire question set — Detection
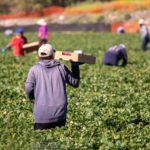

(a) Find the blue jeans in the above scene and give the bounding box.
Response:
[142,36,149,51]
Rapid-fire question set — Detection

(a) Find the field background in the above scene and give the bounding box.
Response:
[1,0,150,33]
[0,32,150,149]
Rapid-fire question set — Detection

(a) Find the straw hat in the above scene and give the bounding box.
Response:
[37,19,47,26]
[138,19,144,25]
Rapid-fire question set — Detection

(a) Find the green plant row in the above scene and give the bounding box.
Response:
[0,32,150,150]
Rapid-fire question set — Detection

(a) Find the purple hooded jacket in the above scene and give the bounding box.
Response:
[25,59,80,123]
[103,44,127,66]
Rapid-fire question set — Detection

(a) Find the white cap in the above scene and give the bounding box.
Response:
[38,44,55,57]
[138,19,144,25]
[119,44,126,49]
[37,19,47,26]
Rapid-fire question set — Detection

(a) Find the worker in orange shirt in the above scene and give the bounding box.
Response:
[3,27,28,56]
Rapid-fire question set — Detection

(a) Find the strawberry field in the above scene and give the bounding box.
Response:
[0,32,150,150]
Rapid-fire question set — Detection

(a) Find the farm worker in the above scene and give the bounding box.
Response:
[25,44,81,130]
[4,29,13,36]
[102,44,127,66]
[37,19,49,46]
[4,27,28,56]
[117,26,125,34]
[138,19,149,51]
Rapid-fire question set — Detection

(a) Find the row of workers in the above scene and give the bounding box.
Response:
[117,19,149,51]
[1,19,48,56]
[1,19,149,59]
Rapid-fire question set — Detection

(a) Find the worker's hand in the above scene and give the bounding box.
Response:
[71,62,84,66]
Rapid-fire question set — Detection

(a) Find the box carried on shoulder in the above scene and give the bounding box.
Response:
[54,51,96,64]
[23,41,39,53]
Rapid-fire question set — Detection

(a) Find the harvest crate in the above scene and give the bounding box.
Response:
[23,41,39,53]
[54,51,96,64]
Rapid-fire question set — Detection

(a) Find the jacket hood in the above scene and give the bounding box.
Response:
[38,59,60,68]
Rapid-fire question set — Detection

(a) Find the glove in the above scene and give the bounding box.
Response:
[71,62,84,66]
[0,48,6,53]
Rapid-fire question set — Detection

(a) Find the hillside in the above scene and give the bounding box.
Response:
[0,1,150,32]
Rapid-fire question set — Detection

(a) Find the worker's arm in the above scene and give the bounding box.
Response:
[0,43,12,52]
[5,44,11,50]
[25,68,35,101]
[64,62,81,88]
[2,37,15,52]
[121,49,127,66]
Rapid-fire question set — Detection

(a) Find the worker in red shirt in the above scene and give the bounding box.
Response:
[3,27,27,56]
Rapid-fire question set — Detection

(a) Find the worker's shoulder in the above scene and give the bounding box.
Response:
[10,36,18,41]
[29,63,40,71]
[57,63,66,70]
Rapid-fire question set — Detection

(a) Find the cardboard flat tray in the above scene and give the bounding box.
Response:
[23,41,39,53]
[54,51,96,64]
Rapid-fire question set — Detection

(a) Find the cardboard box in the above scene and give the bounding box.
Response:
[54,51,96,64]
[23,41,39,53]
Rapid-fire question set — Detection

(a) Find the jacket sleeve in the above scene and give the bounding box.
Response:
[64,64,80,88]
[25,68,35,100]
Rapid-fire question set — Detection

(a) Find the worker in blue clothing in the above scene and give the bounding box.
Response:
[117,26,125,34]
[138,19,149,51]
[102,44,127,66]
